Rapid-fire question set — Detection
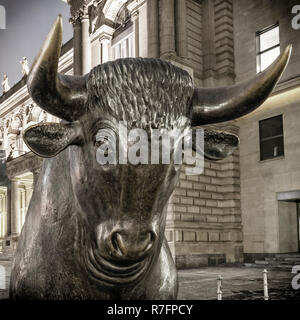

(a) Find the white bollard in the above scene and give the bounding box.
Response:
[217,275,222,300]
[263,269,269,300]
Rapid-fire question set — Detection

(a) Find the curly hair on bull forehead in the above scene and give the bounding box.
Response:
[86,58,194,130]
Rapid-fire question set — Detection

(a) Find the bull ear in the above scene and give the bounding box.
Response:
[23,122,83,158]
[192,128,239,161]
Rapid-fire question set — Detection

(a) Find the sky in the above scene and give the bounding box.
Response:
[0,0,73,95]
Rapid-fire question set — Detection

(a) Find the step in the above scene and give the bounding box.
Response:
[244,263,263,268]
[269,260,290,265]
[254,260,269,265]
[272,264,295,270]
[275,253,300,259]
[284,257,300,263]
[0,254,14,261]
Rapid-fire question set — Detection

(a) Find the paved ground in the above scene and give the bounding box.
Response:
[177,265,300,300]
[1,259,300,300]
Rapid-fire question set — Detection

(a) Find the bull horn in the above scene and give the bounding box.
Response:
[191,45,292,126]
[27,15,87,122]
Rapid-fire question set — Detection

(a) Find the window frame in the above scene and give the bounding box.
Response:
[256,23,280,73]
[259,114,284,161]
[111,25,134,60]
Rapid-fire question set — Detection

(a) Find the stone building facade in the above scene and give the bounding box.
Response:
[0,0,297,267]
[234,0,300,261]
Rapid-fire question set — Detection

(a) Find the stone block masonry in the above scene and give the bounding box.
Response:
[166,131,243,268]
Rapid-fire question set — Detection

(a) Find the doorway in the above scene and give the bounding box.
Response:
[277,190,300,253]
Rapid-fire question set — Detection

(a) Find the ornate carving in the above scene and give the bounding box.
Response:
[114,2,131,28]
[88,0,107,34]
[69,6,88,25]
[20,57,29,76]
[2,74,10,93]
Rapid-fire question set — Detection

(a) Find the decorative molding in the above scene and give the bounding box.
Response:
[6,152,43,179]
[97,24,115,42]
[69,5,89,24]
[103,0,128,22]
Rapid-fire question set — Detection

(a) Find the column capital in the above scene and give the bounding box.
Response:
[69,5,89,25]
[99,35,111,44]
[96,24,115,40]
[130,10,139,21]
[24,183,33,191]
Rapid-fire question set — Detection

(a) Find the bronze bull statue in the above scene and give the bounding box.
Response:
[10,16,291,299]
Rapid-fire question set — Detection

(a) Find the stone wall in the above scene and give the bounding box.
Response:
[214,0,235,84]
[234,0,300,84]
[234,0,300,257]
[166,126,244,268]
[186,0,203,83]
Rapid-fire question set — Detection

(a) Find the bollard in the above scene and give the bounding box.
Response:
[217,275,222,300]
[263,269,269,300]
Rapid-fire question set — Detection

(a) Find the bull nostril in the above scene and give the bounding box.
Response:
[109,231,156,258]
[111,232,126,255]
[115,232,128,256]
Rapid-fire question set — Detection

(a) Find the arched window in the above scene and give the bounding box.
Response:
[112,4,134,60]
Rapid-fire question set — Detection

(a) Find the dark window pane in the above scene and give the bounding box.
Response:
[259,115,283,140]
[259,115,284,161]
[260,136,284,161]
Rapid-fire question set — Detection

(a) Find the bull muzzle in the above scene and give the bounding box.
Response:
[107,230,156,262]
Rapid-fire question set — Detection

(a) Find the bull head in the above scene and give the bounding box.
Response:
[24,16,291,161]
[21,16,291,286]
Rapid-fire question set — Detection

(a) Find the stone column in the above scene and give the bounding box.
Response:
[21,188,26,228]
[20,107,26,153]
[131,11,140,58]
[6,184,11,236]
[202,0,217,86]
[81,6,92,75]
[32,169,41,189]
[3,196,7,237]
[160,0,176,57]
[176,0,188,58]
[72,19,82,75]
[25,185,32,210]
[70,6,91,75]
[98,25,115,63]
[147,0,159,58]
[3,128,8,150]
[100,36,111,63]
[11,178,20,235]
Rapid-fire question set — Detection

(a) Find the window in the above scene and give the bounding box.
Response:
[112,34,134,60]
[259,115,284,161]
[256,24,280,73]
